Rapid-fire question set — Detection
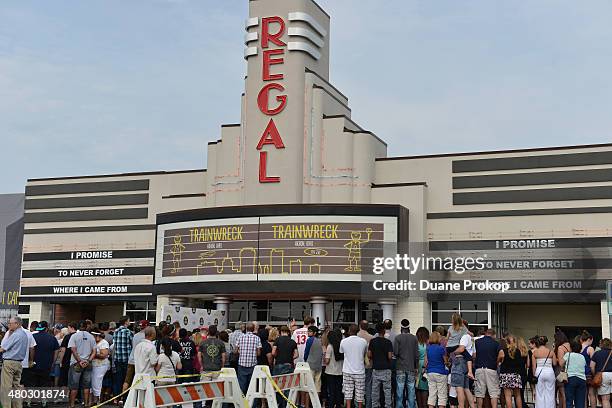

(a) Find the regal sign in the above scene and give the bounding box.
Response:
[256,16,287,183]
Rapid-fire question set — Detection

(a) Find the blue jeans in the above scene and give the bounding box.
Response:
[237,365,254,395]
[565,377,586,408]
[273,363,294,408]
[112,361,128,397]
[365,368,373,408]
[396,370,416,408]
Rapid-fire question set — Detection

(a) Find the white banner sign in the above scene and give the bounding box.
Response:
[161,305,227,331]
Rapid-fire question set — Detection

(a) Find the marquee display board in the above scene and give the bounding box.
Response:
[20,249,155,298]
[161,305,228,331]
[427,237,612,300]
[155,215,398,283]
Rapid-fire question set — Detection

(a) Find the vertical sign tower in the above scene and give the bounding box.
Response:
[205,0,385,207]
[244,0,330,203]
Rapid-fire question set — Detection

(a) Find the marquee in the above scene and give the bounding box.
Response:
[155,215,398,283]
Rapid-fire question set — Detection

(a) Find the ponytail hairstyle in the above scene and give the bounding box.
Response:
[535,335,548,348]
[579,330,593,344]
[161,337,173,357]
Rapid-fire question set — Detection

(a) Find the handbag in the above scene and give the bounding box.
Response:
[592,350,612,388]
[556,352,570,384]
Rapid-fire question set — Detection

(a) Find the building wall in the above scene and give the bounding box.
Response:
[15,0,612,332]
[20,170,207,317]
[95,304,124,323]
[0,194,23,325]
[507,303,602,341]
[602,301,612,338]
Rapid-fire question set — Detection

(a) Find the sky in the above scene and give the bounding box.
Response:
[2,0,612,193]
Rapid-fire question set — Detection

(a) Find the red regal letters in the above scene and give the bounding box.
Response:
[257,16,286,183]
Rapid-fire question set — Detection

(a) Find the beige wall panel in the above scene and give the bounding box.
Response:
[372,185,426,243]
[23,230,155,252]
[428,213,612,241]
[507,303,601,341]
[95,304,125,323]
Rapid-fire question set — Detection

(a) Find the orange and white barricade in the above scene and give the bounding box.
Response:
[246,362,321,408]
[124,368,245,408]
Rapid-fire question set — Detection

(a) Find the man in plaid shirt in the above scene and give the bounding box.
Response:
[112,316,133,398]
[235,322,261,393]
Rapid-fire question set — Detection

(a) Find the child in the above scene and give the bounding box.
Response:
[448,374,458,408]
[446,313,468,353]
[446,314,474,380]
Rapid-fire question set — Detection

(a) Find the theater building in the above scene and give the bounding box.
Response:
[19,0,611,341]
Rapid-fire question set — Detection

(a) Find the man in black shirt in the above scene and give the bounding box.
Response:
[368,323,393,408]
[473,329,503,408]
[59,322,77,387]
[178,328,197,383]
[272,325,298,408]
[272,326,298,374]
[32,321,60,388]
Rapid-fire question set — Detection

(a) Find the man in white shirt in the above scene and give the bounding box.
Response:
[228,322,245,368]
[292,316,314,362]
[133,327,158,381]
[340,324,368,408]
[458,322,476,408]
[291,316,314,408]
[67,322,97,408]
[19,327,37,389]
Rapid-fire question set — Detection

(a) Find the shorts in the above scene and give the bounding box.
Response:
[51,363,60,378]
[124,364,135,386]
[597,372,612,396]
[475,368,500,399]
[449,396,459,406]
[68,363,92,390]
[343,372,366,403]
[311,370,322,392]
[427,372,448,407]
[450,357,469,388]
[451,371,469,389]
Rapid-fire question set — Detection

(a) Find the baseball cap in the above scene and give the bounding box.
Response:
[139,320,149,329]
[36,321,49,331]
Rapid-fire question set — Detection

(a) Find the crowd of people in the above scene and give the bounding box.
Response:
[0,312,611,408]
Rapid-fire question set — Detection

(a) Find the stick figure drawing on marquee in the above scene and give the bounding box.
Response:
[170,235,185,274]
[344,227,373,272]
